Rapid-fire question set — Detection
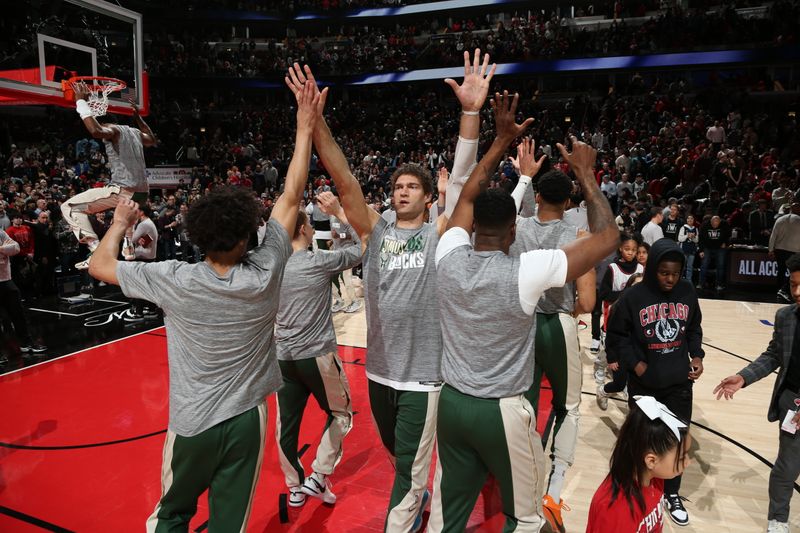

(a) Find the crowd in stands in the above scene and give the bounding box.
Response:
[1,70,798,300]
[143,1,799,77]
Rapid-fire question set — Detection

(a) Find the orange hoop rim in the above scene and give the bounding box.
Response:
[64,75,127,92]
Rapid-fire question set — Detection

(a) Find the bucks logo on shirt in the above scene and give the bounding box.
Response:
[379,231,427,271]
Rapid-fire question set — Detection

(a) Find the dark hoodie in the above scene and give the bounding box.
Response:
[605,239,705,390]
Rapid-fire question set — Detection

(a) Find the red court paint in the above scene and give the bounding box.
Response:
[0,329,553,532]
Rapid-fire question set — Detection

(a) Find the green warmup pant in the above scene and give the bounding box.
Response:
[146,400,267,533]
[428,385,546,533]
[275,352,353,488]
[524,312,582,471]
[368,380,439,532]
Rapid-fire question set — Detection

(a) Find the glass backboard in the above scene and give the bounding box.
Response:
[0,0,146,115]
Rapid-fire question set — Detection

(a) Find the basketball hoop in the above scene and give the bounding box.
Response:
[63,76,127,117]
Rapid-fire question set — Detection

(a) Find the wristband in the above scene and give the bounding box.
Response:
[519,175,532,183]
[76,99,93,120]
[462,110,479,116]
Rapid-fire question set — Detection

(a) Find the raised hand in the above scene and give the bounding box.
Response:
[286,63,327,118]
[556,135,597,178]
[123,94,141,116]
[295,76,325,132]
[713,374,745,400]
[511,138,547,178]
[490,91,534,142]
[71,80,90,101]
[437,166,449,196]
[444,49,497,113]
[113,198,139,229]
[317,191,342,217]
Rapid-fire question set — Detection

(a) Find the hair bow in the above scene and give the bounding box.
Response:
[634,395,687,440]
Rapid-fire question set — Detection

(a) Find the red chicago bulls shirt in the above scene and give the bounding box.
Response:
[587,475,664,533]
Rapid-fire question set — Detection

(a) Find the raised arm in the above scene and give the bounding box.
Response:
[557,137,619,282]
[444,49,496,222]
[270,76,320,235]
[510,138,547,213]
[126,96,157,147]
[72,81,119,142]
[88,199,138,285]
[286,64,379,243]
[448,91,534,233]
[316,190,348,224]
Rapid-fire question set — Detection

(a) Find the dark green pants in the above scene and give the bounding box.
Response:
[368,379,439,532]
[276,353,352,488]
[428,385,546,533]
[146,401,267,532]
[524,313,581,468]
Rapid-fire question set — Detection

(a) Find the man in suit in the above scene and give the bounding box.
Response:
[749,198,775,246]
[714,252,800,533]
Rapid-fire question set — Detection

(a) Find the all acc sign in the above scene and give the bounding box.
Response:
[728,250,784,286]
[146,167,192,187]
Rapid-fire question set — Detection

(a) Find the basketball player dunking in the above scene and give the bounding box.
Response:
[62,81,156,269]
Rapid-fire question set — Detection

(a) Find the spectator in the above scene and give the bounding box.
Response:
[769,200,800,302]
[0,228,46,356]
[641,207,664,246]
[749,199,775,247]
[698,215,730,291]
[661,203,683,242]
[678,215,699,281]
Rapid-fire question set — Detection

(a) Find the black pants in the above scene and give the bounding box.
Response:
[604,366,628,394]
[0,279,31,344]
[591,290,602,341]
[775,249,794,293]
[627,379,693,495]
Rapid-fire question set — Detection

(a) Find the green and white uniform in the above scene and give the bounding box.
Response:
[275,243,363,488]
[429,227,568,532]
[510,217,582,495]
[363,216,442,532]
[116,219,291,532]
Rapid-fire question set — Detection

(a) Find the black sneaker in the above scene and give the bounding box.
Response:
[143,308,159,318]
[21,343,47,354]
[778,289,792,303]
[664,493,689,526]
[124,311,145,323]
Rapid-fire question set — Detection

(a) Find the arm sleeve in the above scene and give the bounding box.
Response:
[435,226,471,267]
[0,231,19,256]
[511,175,532,213]
[116,260,179,308]
[518,249,568,315]
[605,294,641,371]
[738,309,784,386]
[315,243,364,273]
[248,218,292,271]
[445,136,479,219]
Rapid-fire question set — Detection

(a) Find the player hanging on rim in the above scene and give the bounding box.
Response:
[285,49,494,532]
[62,81,156,269]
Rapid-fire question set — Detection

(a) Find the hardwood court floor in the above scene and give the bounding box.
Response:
[0,298,796,531]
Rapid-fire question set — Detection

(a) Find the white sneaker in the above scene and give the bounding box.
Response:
[596,385,608,411]
[593,360,606,384]
[767,520,789,533]
[288,486,306,507]
[75,256,91,270]
[331,300,345,313]
[302,472,336,504]
[590,338,601,353]
[620,386,629,401]
[343,300,363,313]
